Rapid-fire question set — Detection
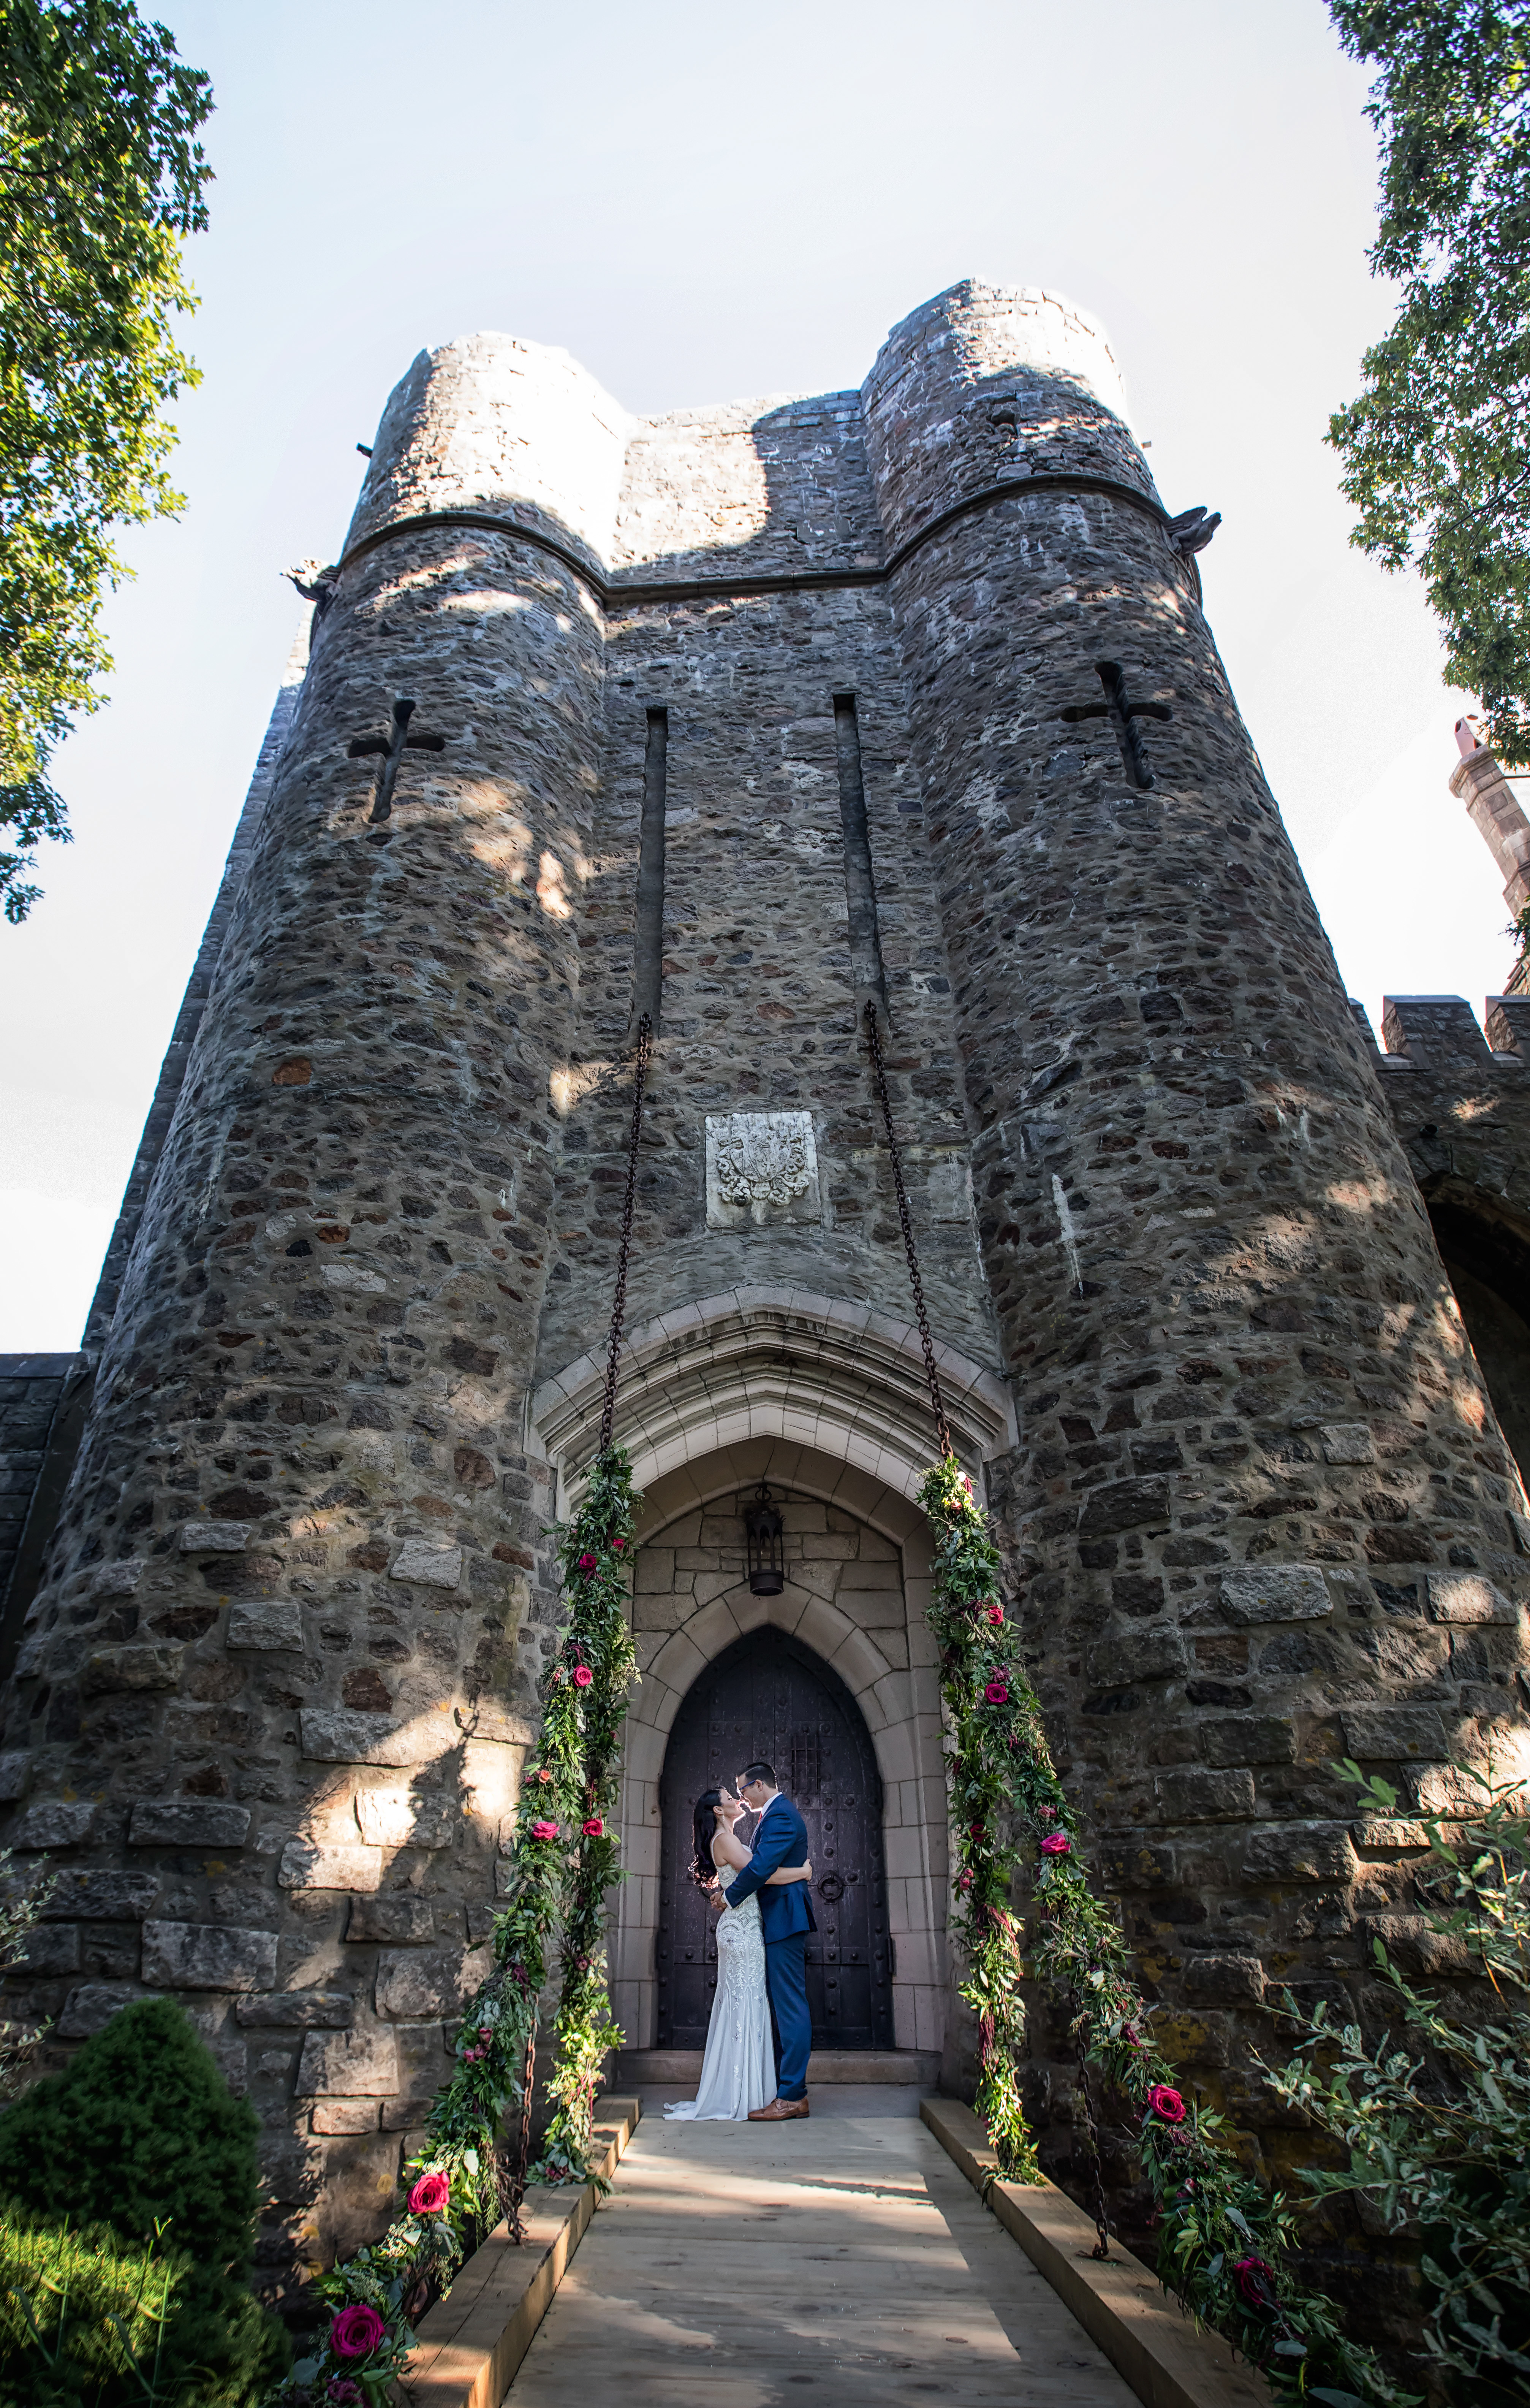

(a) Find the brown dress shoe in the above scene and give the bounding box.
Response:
[747,2095,810,2120]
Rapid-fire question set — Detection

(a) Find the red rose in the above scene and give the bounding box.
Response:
[573,1664,594,1688]
[1233,2255,1278,2311]
[968,1820,985,1838]
[1147,2083,1186,2124]
[1039,1832,1070,1856]
[985,1604,1004,1625]
[536,1767,552,1783]
[530,1819,559,1841]
[582,1816,604,1837]
[613,1537,625,1550]
[408,2170,451,2216]
[983,1679,1009,1705]
[330,2302,387,2359]
[577,1551,597,1572]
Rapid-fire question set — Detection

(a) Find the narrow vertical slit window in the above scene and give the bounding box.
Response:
[833,692,888,1019]
[630,705,668,1035]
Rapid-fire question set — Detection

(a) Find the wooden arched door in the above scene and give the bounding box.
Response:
[655,1627,894,2049]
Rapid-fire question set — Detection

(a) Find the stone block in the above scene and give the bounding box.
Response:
[9,1799,94,1849]
[346,1894,435,1945]
[389,1540,462,1589]
[57,1983,155,2038]
[128,1801,252,1849]
[310,2098,380,2134]
[1149,2009,1233,2067]
[1085,1627,1186,1688]
[177,1522,250,1553]
[1352,1817,1432,1850]
[1076,1477,1170,1538]
[79,1643,183,1697]
[1182,1954,1266,2005]
[42,1870,159,1920]
[320,1262,387,1293]
[354,1789,457,1849]
[1220,1565,1330,1625]
[1321,1424,1375,1465]
[1153,1767,1255,1823]
[298,1708,446,1766]
[141,1919,278,1991]
[227,1600,305,1651]
[92,1562,143,1597]
[1426,1573,1516,1624]
[278,1840,384,1893]
[1097,1834,1176,1888]
[236,1990,355,2028]
[375,1950,470,2020]
[0,1754,31,1803]
[1200,1717,1294,1767]
[1242,1823,1358,1884]
[1340,1705,1450,1760]
[294,2025,399,2096]
[16,1923,80,1974]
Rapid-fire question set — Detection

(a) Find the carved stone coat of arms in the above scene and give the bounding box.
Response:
[704,1111,823,1229]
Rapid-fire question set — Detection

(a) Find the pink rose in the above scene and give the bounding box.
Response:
[968,1820,985,1839]
[479,2026,492,2041]
[530,1819,559,1841]
[1039,1832,1071,1856]
[985,1603,1004,1625]
[577,1551,597,1572]
[613,1537,625,1550]
[573,1664,594,1688]
[582,1816,604,1837]
[983,1679,1009,1705]
[408,2170,451,2216]
[1148,2083,1186,2124]
[330,2302,387,2359]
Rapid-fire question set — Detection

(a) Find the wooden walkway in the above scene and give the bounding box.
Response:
[507,2089,1137,2404]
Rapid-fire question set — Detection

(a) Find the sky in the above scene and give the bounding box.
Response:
[0,0,1514,1351]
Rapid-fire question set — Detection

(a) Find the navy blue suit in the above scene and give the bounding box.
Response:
[724,1793,816,2100]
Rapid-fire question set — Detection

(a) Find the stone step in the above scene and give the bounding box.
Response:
[614,2046,941,2086]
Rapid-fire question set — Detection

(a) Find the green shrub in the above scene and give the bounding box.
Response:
[0,1999,286,2404]
[0,2204,187,2403]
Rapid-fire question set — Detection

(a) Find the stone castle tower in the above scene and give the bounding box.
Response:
[3,279,1528,2308]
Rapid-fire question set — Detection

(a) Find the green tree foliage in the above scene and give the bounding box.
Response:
[1264,1762,1530,2404]
[0,0,211,920]
[0,1998,286,2403]
[1327,2,1530,758]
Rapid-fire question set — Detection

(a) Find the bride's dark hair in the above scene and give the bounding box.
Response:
[690,1789,724,1890]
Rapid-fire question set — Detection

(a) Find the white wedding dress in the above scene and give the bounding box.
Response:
[664,1869,776,2122]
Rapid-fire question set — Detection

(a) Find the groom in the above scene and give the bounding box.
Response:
[723,1759,815,2121]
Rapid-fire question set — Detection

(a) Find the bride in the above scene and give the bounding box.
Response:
[665,1785,812,2121]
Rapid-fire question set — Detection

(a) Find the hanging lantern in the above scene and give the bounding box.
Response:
[743,1479,785,1596]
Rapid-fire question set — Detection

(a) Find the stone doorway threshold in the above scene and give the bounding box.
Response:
[615,2045,941,2085]
[400,2091,1268,2408]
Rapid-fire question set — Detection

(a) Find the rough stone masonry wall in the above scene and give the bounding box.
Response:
[539,388,989,1392]
[861,282,1530,2300]
[0,335,630,2307]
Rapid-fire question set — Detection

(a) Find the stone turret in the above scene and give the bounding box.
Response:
[862,282,1530,2211]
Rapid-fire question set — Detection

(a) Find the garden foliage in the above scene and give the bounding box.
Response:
[0,1997,285,2403]
[1265,1761,1530,2403]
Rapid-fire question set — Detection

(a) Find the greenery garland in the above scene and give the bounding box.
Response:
[919,1453,1414,2408]
[275,1445,640,2406]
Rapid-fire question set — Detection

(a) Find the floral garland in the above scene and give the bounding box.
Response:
[274,1446,641,2406]
[919,1454,1413,2408]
